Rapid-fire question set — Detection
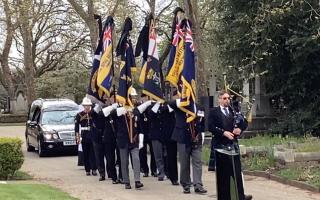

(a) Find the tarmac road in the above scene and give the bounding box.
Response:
[1,126,320,200]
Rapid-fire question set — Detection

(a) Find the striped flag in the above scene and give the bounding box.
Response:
[139,17,164,102]
[97,16,114,97]
[166,20,184,88]
[179,20,197,122]
[116,17,136,107]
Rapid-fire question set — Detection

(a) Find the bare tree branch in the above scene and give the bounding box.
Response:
[156,0,174,19]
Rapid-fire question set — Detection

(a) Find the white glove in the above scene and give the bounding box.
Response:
[176,99,181,107]
[201,132,205,145]
[151,102,161,113]
[167,105,174,113]
[137,100,152,113]
[139,134,144,149]
[93,104,101,113]
[111,103,119,109]
[102,105,114,117]
[116,107,127,116]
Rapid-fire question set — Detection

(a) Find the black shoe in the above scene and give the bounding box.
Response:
[86,172,91,176]
[143,173,149,177]
[195,188,207,194]
[112,179,119,184]
[118,178,124,184]
[158,177,164,181]
[208,167,216,171]
[135,181,144,189]
[125,183,131,189]
[183,187,190,194]
[99,176,105,181]
[151,172,157,177]
[92,170,97,176]
[245,194,253,200]
[171,180,179,185]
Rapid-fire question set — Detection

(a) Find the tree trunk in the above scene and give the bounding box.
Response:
[1,0,16,99]
[18,0,35,106]
[184,0,206,99]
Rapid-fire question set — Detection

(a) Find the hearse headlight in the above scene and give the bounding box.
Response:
[43,133,52,140]
[52,133,59,139]
[43,131,59,140]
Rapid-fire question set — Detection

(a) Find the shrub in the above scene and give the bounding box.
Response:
[0,137,24,180]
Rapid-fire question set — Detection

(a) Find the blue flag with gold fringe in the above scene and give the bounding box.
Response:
[87,18,105,103]
[97,16,114,97]
[116,17,135,107]
[179,20,197,122]
[166,8,185,88]
[166,22,184,88]
[138,17,164,102]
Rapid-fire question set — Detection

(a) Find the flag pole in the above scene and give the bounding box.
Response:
[111,19,116,103]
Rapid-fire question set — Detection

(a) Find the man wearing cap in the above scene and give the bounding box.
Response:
[75,97,97,176]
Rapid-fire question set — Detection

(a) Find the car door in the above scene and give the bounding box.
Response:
[29,109,41,146]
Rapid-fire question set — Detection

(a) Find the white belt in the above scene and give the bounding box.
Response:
[80,127,90,131]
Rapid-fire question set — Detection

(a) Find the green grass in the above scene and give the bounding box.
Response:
[0,183,78,200]
[10,171,33,180]
[296,141,320,152]
[239,134,306,147]
[202,146,211,165]
[1,171,33,181]
[242,151,276,171]
[0,123,25,126]
[276,166,320,188]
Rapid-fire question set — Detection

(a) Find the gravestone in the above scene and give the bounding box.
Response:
[10,91,28,114]
[15,92,27,113]
[252,74,271,117]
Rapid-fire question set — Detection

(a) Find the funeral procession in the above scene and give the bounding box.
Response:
[0,1,320,200]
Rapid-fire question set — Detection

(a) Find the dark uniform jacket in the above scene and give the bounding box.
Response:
[169,101,204,147]
[91,110,105,143]
[192,106,206,146]
[111,107,141,149]
[75,111,94,142]
[159,103,176,142]
[147,103,164,141]
[102,114,117,144]
[137,109,150,143]
[168,101,189,145]
[208,106,248,148]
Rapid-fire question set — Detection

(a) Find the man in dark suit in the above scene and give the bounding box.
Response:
[208,91,247,148]
[137,94,157,178]
[208,90,252,200]
[169,91,207,194]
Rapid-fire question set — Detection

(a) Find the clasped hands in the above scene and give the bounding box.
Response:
[223,128,241,140]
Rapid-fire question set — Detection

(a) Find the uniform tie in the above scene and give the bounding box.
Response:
[223,107,229,116]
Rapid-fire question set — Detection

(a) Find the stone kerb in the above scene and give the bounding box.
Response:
[240,142,320,163]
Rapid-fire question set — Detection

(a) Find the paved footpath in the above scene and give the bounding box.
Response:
[1,126,320,200]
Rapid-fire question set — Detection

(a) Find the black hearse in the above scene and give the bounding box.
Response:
[25,99,79,157]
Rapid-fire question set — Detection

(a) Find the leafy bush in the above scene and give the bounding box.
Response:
[0,137,24,180]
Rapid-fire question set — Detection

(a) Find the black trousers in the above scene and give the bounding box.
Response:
[208,138,217,171]
[164,139,178,182]
[92,141,106,177]
[105,141,122,181]
[81,140,96,173]
[139,140,157,175]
